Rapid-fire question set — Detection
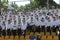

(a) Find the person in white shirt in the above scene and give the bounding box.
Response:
[13,20,17,36]
[6,20,12,36]
[28,14,35,32]
[52,16,57,32]
[34,15,40,33]
[34,15,40,27]
[17,16,21,36]
[1,21,6,36]
[45,17,52,35]
[56,30,60,36]
[40,17,46,34]
[21,16,27,35]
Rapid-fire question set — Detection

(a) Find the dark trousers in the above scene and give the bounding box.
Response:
[41,26,45,35]
[17,28,21,36]
[0,31,2,37]
[21,30,26,36]
[47,26,50,32]
[36,26,40,33]
[7,29,11,36]
[52,26,56,32]
[47,26,51,35]
[27,25,33,32]
[13,30,16,36]
[41,26,45,32]
[2,30,6,36]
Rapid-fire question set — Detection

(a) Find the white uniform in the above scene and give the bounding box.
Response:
[52,20,57,26]
[1,22,6,30]
[16,15,18,25]
[21,22,27,30]
[40,19,46,26]
[34,17,40,26]
[29,15,35,26]
[21,15,27,30]
[18,23,21,29]
[58,19,60,25]
[6,23,13,30]
[13,24,18,30]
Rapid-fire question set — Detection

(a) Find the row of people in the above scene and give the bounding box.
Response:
[1,12,60,30]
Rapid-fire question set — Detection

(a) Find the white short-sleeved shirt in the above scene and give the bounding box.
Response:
[58,19,60,25]
[34,18,40,26]
[29,16,35,26]
[6,23,13,30]
[40,21,46,26]
[21,22,27,30]
[55,19,60,26]
[1,22,6,30]
[52,20,58,26]
[13,24,18,30]
[18,24,21,29]
[45,20,53,27]
[15,15,18,25]
[0,18,2,24]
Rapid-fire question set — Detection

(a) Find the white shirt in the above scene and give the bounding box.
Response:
[29,16,35,26]
[34,18,40,26]
[52,20,58,26]
[6,23,13,30]
[45,20,53,27]
[18,24,21,28]
[13,24,17,30]
[57,31,60,35]
[21,22,27,30]
[40,21,46,26]
[16,15,18,25]
[1,22,6,30]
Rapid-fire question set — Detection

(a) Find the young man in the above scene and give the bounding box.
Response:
[21,16,27,35]
[17,16,21,36]
[0,26,2,37]
[40,17,46,34]
[28,14,35,32]
[34,15,40,33]
[13,20,17,36]
[52,16,57,32]
[45,16,52,35]
[6,20,12,36]
[1,21,6,36]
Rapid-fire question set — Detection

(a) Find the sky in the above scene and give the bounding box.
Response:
[8,0,30,6]
[54,0,59,4]
[8,0,60,6]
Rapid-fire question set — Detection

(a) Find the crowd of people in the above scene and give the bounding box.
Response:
[0,7,60,38]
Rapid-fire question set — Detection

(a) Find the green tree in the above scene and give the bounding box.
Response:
[11,3,18,9]
[0,0,8,15]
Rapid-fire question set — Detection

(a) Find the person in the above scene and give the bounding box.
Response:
[52,17,57,32]
[21,16,27,35]
[0,26,2,37]
[1,21,6,36]
[45,16,52,35]
[34,15,40,33]
[56,30,60,40]
[36,34,41,40]
[13,20,17,37]
[17,16,21,36]
[6,20,12,36]
[30,35,35,40]
[56,30,60,36]
[40,17,45,34]
[28,14,35,32]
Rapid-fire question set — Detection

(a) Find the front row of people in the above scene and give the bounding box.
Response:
[0,24,59,37]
